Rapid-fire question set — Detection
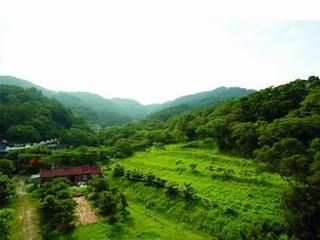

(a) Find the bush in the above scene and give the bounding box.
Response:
[0,174,14,204]
[39,178,75,230]
[0,210,11,240]
[165,182,180,198]
[189,163,199,173]
[0,160,14,177]
[88,176,129,223]
[182,183,197,201]
[113,164,125,177]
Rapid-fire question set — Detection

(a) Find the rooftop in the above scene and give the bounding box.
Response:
[40,165,102,178]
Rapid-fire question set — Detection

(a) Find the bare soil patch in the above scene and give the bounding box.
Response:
[73,196,98,225]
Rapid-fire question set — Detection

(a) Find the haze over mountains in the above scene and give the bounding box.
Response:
[0,76,254,126]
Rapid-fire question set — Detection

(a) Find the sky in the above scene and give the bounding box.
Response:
[0,0,320,104]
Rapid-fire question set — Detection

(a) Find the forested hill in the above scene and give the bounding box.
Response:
[0,85,90,143]
[98,76,320,239]
[0,76,147,126]
[0,76,253,126]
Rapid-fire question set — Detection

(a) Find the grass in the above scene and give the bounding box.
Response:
[105,144,288,239]
[48,202,208,240]
[52,144,288,239]
[10,177,42,240]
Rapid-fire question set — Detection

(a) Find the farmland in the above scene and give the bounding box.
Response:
[43,144,287,240]
[104,144,287,239]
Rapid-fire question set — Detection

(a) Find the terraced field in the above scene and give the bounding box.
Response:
[106,144,288,239]
[51,144,287,240]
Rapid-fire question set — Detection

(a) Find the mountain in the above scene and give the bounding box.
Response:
[161,87,255,108]
[0,84,79,143]
[0,76,146,126]
[148,87,255,121]
[0,75,254,126]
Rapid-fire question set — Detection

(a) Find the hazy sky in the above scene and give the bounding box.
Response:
[0,0,320,104]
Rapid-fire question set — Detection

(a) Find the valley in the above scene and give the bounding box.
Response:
[1,76,320,240]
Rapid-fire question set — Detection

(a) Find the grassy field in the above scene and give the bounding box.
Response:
[50,144,288,240]
[105,144,288,239]
[49,202,208,240]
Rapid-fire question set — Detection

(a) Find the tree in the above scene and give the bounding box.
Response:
[6,124,41,143]
[0,160,14,177]
[60,128,97,146]
[113,138,133,158]
[231,121,266,156]
[0,174,14,204]
[0,210,11,240]
[113,164,125,177]
[39,178,75,230]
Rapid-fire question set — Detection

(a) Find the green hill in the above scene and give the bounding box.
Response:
[97,76,320,240]
[0,76,254,126]
[0,85,79,143]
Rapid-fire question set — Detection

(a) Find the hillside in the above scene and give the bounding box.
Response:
[0,76,145,126]
[1,76,320,240]
[97,76,320,239]
[106,145,285,239]
[0,85,79,143]
[0,76,253,126]
[162,86,254,109]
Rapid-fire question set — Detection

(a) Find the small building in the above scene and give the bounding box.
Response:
[40,165,102,183]
[0,139,11,153]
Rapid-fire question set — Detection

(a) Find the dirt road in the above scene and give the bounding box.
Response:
[14,178,42,240]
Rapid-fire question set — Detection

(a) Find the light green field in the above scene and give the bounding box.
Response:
[51,144,288,240]
[106,144,288,239]
[49,202,208,240]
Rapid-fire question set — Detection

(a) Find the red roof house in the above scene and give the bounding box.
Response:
[40,165,102,183]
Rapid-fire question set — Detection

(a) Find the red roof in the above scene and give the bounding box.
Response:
[40,165,102,178]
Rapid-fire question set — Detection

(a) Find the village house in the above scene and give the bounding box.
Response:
[39,165,102,183]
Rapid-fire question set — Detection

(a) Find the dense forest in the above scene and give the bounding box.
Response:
[0,85,94,144]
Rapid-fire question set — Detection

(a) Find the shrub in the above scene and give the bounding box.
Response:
[0,210,11,240]
[0,160,14,177]
[88,177,129,223]
[113,164,125,177]
[189,163,199,173]
[182,183,197,201]
[38,178,75,230]
[165,182,180,198]
[0,174,14,204]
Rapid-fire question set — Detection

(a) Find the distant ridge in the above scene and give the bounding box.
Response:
[0,75,254,126]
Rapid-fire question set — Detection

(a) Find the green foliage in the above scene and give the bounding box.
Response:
[47,146,110,166]
[0,173,14,204]
[60,127,97,146]
[164,182,180,198]
[113,164,125,177]
[0,210,11,240]
[282,185,320,240]
[1,76,253,127]
[189,163,199,173]
[113,139,133,158]
[108,145,286,239]
[88,176,129,222]
[149,86,254,121]
[39,178,75,230]
[0,85,80,143]
[0,160,14,177]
